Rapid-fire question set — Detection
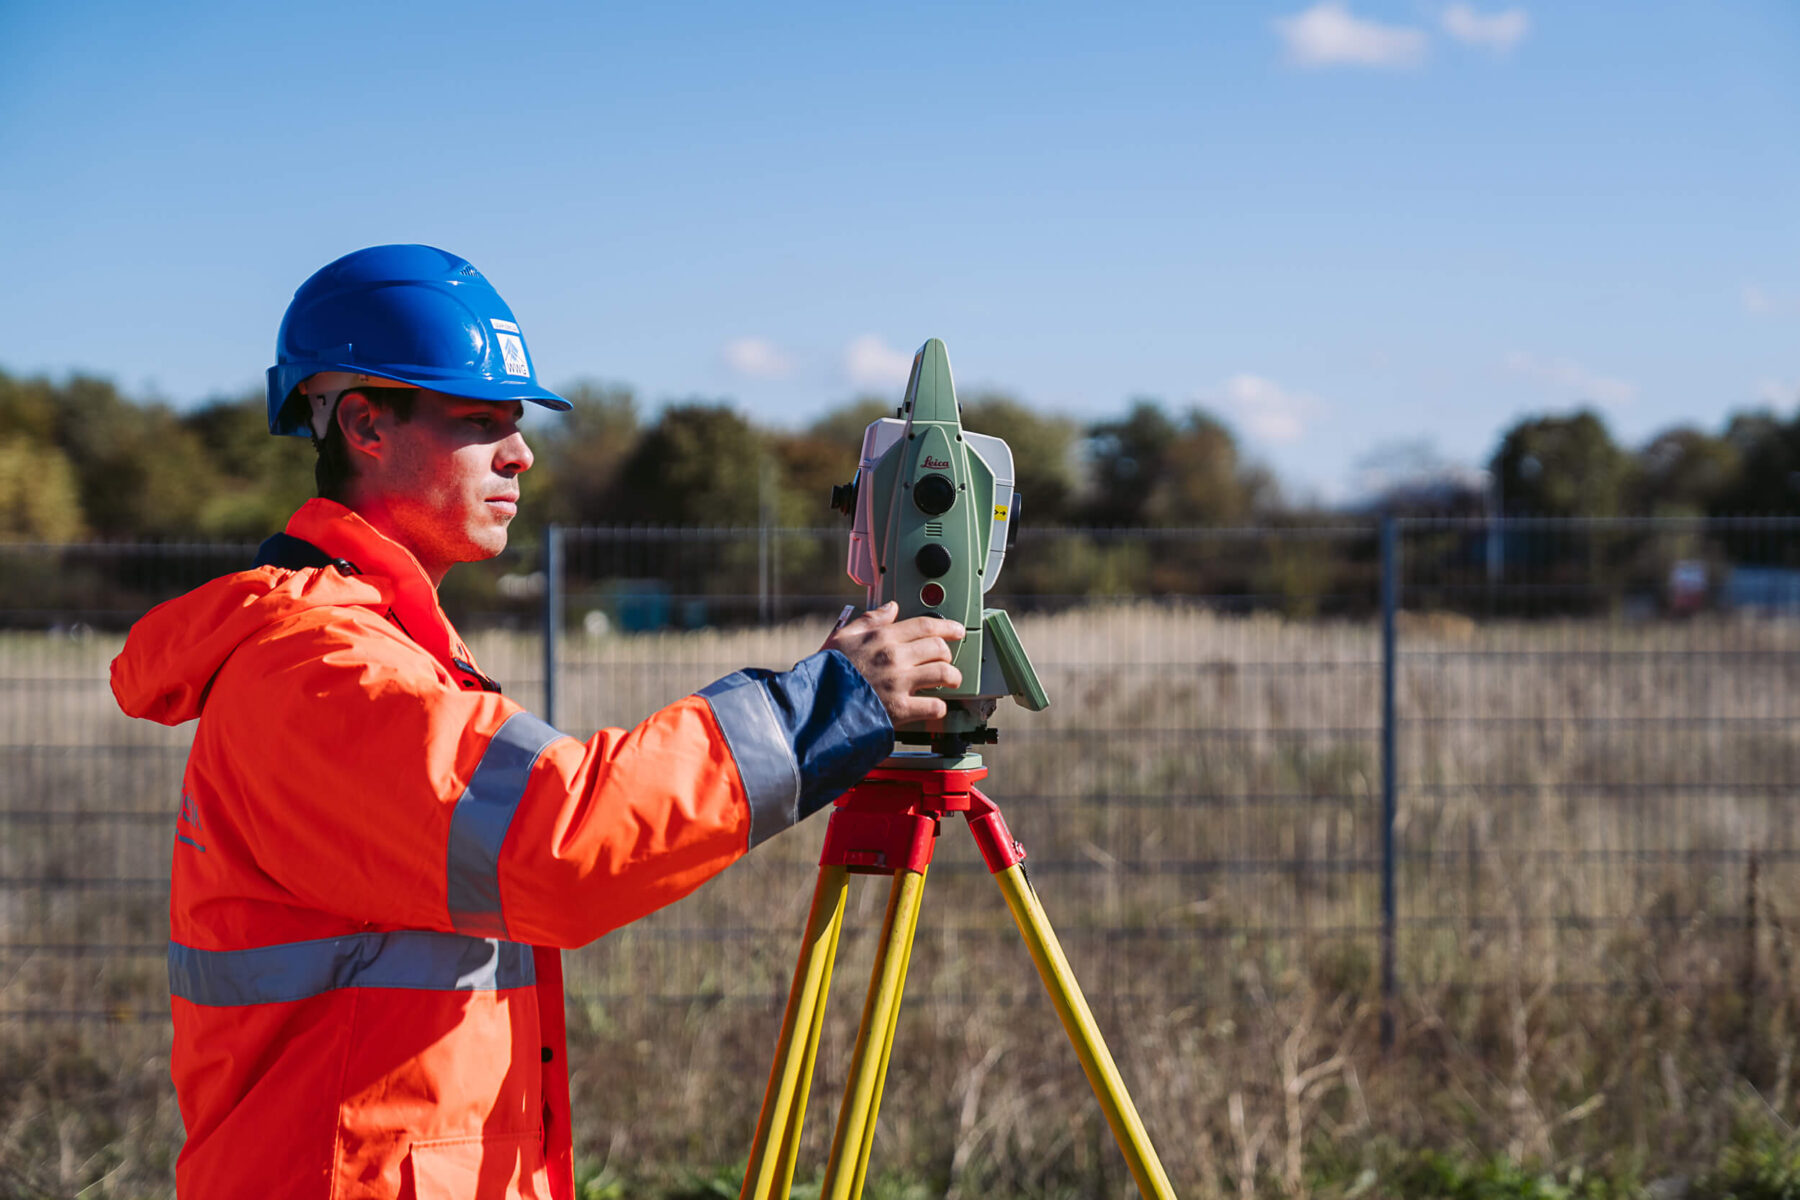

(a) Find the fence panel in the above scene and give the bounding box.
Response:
[0,543,254,1021]
[1394,516,1800,997]
[0,539,541,1023]
[7,517,1800,1197]
[547,524,1385,1023]
[2,519,1795,1028]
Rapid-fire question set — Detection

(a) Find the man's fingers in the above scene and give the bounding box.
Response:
[890,695,949,724]
[857,602,899,630]
[868,659,962,727]
[834,603,894,641]
[895,636,955,667]
[895,615,966,643]
[848,611,963,644]
[828,605,976,727]
[824,602,899,653]
[909,661,962,691]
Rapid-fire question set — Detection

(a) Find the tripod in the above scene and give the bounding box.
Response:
[739,757,1178,1200]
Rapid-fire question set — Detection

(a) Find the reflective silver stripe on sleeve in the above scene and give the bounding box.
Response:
[697,671,751,697]
[446,711,567,937]
[699,676,802,849]
[168,932,535,1008]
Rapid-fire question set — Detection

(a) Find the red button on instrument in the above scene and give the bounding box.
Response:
[919,582,946,607]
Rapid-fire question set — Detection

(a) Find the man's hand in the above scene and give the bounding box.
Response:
[823,601,966,726]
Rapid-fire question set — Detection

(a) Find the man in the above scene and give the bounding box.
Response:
[110,244,963,1198]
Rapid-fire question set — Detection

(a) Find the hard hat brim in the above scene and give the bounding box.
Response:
[267,363,572,436]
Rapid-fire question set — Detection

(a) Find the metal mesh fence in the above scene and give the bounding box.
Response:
[0,519,1795,1028]
[546,525,1383,1020]
[1394,517,1800,998]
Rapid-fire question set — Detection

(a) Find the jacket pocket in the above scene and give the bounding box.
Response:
[406,1131,549,1199]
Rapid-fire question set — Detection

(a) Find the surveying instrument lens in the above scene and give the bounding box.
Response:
[738,340,1177,1200]
[912,473,956,515]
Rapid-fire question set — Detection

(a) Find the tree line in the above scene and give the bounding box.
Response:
[3,367,1799,545]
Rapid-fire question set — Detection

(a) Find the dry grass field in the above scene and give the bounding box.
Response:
[4,603,1799,1197]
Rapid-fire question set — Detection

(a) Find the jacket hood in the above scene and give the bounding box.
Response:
[111,562,390,726]
[110,499,481,726]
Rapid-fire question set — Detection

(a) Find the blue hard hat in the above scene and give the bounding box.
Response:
[266,244,573,436]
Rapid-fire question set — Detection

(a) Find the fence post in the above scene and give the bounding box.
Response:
[758,460,773,625]
[1380,514,1399,1050]
[542,524,562,728]
[758,522,770,625]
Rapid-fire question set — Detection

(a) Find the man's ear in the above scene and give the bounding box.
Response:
[336,390,384,464]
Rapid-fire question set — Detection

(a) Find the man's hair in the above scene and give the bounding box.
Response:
[312,387,420,501]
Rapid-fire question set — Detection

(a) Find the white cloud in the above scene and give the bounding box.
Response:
[1274,2,1429,69]
[1440,3,1530,52]
[1742,284,1800,317]
[721,336,795,380]
[1756,378,1797,405]
[1216,373,1323,443]
[843,335,915,389]
[1503,352,1637,408]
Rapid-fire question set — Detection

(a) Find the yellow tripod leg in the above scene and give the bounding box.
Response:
[741,864,850,1200]
[993,864,1179,1200]
[821,868,928,1200]
[847,869,924,1200]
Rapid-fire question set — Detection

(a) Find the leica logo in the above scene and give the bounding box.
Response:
[922,456,951,470]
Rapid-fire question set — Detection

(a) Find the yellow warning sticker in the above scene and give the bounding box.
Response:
[993,504,1009,521]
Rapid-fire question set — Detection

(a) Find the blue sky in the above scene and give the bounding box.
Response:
[3,1,1796,502]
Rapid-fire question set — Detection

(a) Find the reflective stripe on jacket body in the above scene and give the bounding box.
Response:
[110,499,893,1199]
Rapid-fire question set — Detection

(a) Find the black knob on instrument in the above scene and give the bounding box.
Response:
[915,543,952,578]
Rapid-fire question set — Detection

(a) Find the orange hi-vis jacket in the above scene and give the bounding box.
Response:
[110,499,893,1199]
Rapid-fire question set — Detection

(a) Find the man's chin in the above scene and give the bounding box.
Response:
[456,527,510,564]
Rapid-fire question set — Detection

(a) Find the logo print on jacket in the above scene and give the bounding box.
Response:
[177,791,208,854]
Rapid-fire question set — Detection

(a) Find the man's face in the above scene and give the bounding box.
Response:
[349,390,533,580]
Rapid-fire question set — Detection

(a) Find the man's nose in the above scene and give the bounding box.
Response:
[497,430,533,475]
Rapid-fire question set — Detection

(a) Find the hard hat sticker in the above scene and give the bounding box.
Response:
[490,318,521,333]
[497,333,531,377]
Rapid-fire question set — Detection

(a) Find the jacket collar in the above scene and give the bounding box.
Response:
[283,499,490,687]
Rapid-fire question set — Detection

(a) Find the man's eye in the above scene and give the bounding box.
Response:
[467,415,494,429]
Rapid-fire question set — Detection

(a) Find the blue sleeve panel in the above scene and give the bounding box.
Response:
[698,649,894,848]
[762,649,895,818]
